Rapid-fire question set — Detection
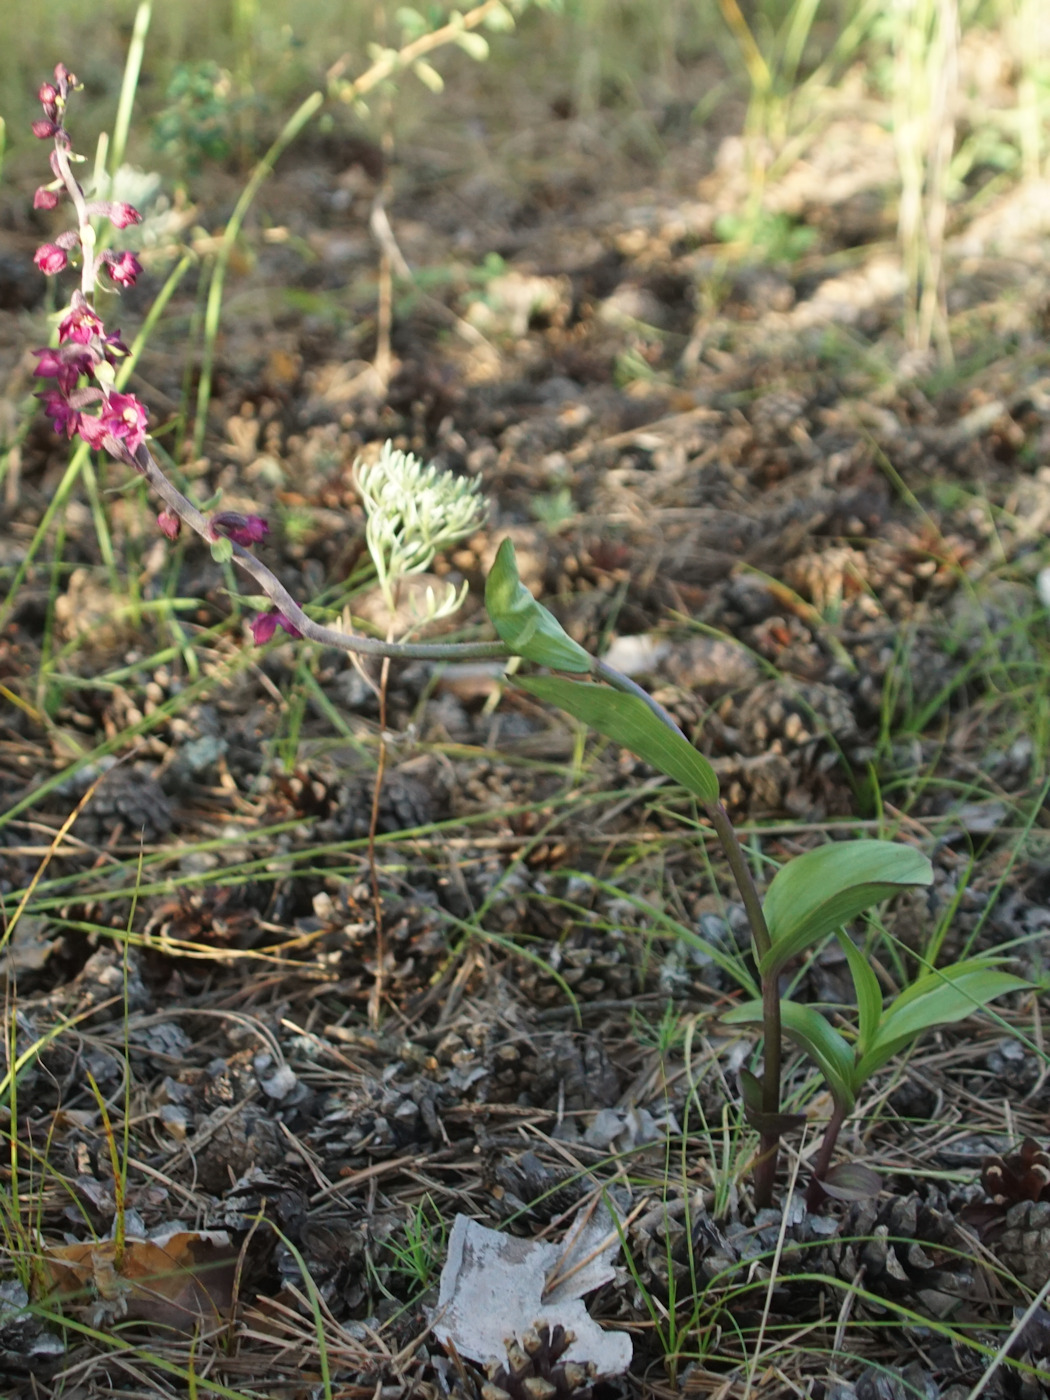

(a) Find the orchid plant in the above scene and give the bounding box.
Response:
[28,63,1028,1212]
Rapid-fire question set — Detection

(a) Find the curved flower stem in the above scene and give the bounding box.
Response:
[131,443,509,661]
[594,657,783,1207]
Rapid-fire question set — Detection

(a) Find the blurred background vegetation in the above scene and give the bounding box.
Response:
[0,0,1048,361]
[0,0,1043,173]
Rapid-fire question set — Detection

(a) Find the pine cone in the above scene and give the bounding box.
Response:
[735,679,858,757]
[995,1200,1050,1291]
[470,1324,596,1400]
[71,764,173,843]
[822,1192,973,1319]
[515,935,634,1005]
[1004,1303,1050,1399]
[852,1363,939,1400]
[485,1150,588,1225]
[316,764,443,839]
[783,546,870,614]
[982,1139,1050,1206]
[627,1199,758,1307]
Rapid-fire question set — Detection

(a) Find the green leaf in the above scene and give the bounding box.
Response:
[760,840,933,978]
[723,998,856,1112]
[517,676,720,804]
[485,538,591,672]
[412,59,445,93]
[482,1,516,30]
[455,30,490,61]
[836,932,883,1054]
[395,6,428,39]
[855,960,1029,1084]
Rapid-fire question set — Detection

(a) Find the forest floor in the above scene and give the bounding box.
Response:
[2,22,1050,1400]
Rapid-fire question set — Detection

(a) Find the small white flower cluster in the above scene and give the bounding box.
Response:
[354,441,487,620]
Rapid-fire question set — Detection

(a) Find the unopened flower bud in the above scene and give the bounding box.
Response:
[110,203,142,229]
[250,610,303,645]
[86,200,144,229]
[33,187,60,211]
[157,510,181,541]
[31,119,58,140]
[208,511,270,547]
[104,251,142,287]
[34,243,67,275]
[38,82,58,106]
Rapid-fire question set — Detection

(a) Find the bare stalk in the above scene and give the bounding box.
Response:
[804,1099,848,1211]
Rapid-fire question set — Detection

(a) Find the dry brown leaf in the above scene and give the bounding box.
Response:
[41,1229,237,1331]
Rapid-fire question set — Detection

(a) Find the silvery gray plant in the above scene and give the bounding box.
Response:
[354,442,486,623]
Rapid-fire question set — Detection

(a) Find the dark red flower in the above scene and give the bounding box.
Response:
[38,389,79,438]
[33,187,60,211]
[110,203,142,229]
[209,512,270,547]
[33,343,95,396]
[33,348,65,378]
[78,392,148,457]
[34,243,67,275]
[104,392,149,455]
[104,251,142,287]
[31,119,58,140]
[250,610,302,645]
[58,299,105,344]
[85,200,143,229]
[99,328,130,362]
[76,414,107,449]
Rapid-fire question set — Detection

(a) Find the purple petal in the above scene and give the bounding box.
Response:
[250,613,279,645]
